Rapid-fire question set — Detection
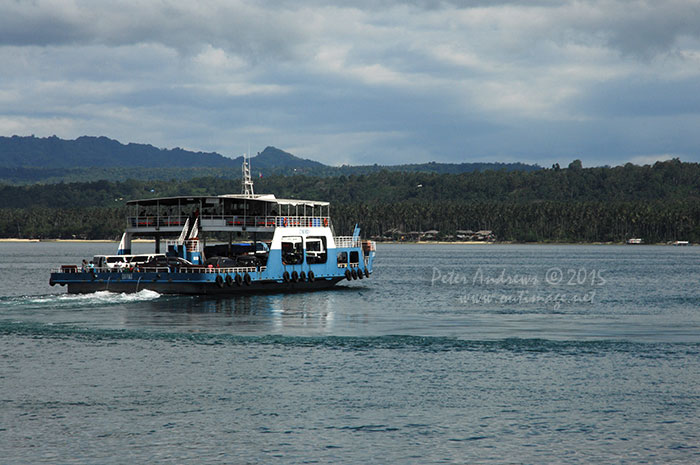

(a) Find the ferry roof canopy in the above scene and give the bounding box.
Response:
[126,194,330,208]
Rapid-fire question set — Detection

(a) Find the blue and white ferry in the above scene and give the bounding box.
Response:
[49,159,376,294]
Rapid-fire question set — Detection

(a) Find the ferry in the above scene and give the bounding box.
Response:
[49,157,376,294]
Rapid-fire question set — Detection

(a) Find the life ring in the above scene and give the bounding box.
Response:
[299,271,306,282]
[283,217,288,227]
[244,273,252,286]
[215,274,224,288]
[225,274,234,287]
[323,218,328,227]
[345,269,352,281]
[235,274,243,286]
[283,271,290,282]
[291,271,299,282]
[308,271,315,282]
[351,268,358,280]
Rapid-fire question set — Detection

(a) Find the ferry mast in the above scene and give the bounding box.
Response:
[242,152,254,198]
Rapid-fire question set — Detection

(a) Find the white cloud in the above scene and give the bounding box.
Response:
[627,154,675,165]
[0,115,78,136]
[1,0,700,166]
[194,45,246,71]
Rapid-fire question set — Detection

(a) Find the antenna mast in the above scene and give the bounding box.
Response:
[242,150,255,197]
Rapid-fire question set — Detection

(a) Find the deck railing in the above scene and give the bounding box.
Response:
[128,215,186,228]
[164,239,202,252]
[52,266,265,274]
[128,215,330,229]
[334,236,360,248]
[174,266,263,274]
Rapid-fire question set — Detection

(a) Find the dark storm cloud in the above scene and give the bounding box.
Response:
[0,1,309,60]
[570,0,700,58]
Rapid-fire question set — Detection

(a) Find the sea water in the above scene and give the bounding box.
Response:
[1,242,699,463]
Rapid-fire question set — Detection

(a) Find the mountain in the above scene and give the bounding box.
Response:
[0,135,541,183]
[0,135,237,168]
[248,146,327,174]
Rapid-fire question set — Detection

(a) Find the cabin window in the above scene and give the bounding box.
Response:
[281,236,304,265]
[337,251,348,265]
[349,251,360,265]
[305,237,327,264]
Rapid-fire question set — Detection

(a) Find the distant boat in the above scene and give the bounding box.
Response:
[626,238,643,244]
[673,240,690,246]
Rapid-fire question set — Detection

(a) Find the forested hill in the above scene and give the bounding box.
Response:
[2,158,699,242]
[1,158,696,208]
[0,135,540,183]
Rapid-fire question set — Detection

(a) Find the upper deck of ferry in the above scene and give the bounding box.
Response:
[126,194,331,235]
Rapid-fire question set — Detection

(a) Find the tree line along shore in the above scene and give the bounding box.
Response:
[1,158,699,244]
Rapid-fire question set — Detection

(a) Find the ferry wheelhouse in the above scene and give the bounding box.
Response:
[50,160,376,294]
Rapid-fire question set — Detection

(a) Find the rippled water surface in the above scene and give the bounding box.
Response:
[1,242,699,463]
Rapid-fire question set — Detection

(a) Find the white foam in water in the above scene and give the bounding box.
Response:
[28,289,161,306]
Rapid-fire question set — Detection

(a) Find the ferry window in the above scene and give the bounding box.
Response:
[306,237,327,264]
[337,251,348,265]
[349,251,360,264]
[282,236,303,265]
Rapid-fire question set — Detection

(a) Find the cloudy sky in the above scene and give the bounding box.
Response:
[1,0,699,167]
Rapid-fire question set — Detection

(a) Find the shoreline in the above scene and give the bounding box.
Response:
[0,238,686,246]
[379,240,679,246]
[0,238,154,243]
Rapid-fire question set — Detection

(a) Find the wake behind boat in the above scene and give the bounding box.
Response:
[49,156,376,294]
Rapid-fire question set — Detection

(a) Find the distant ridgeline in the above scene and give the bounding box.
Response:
[0,135,539,183]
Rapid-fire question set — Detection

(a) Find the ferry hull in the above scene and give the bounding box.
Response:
[53,273,349,295]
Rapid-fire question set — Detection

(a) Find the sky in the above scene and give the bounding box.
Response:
[1,0,700,167]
